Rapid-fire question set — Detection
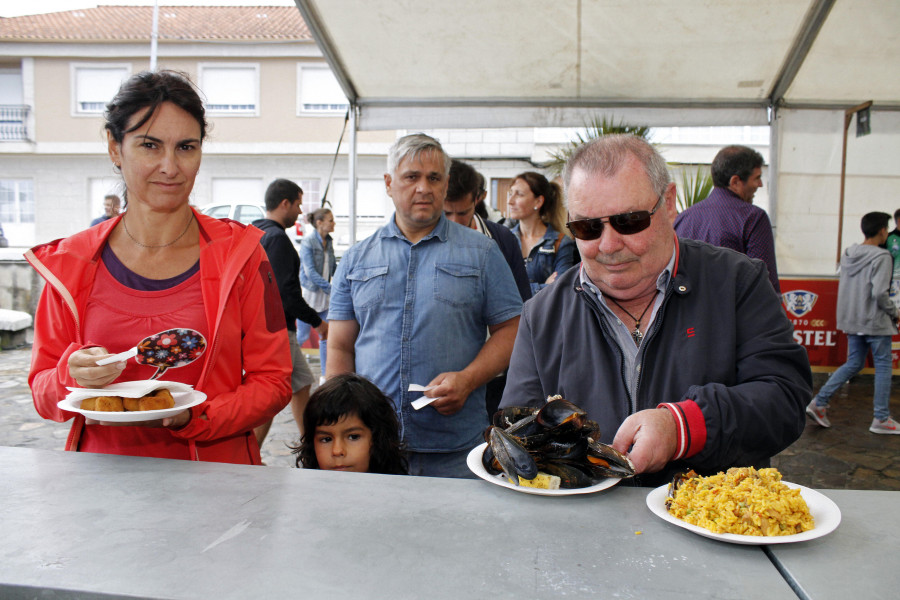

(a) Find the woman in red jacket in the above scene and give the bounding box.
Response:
[26,71,291,464]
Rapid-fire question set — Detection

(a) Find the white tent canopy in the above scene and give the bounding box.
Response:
[293,0,900,275]
[295,0,899,129]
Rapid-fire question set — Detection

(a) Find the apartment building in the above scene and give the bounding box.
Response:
[0,5,771,256]
[0,5,397,249]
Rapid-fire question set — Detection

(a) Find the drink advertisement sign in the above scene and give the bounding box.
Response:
[780,277,900,372]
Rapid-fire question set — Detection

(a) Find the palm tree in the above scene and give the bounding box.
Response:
[543,116,712,213]
[675,165,713,213]
[544,116,651,178]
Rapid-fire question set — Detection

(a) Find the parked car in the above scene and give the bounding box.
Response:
[197,202,304,244]
[197,202,265,226]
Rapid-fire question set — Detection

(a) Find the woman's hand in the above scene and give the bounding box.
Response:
[68,347,126,389]
[544,271,559,285]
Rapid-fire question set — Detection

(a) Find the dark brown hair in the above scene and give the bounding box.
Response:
[308,207,333,226]
[513,171,568,236]
[104,70,207,144]
[711,145,764,188]
[293,373,408,475]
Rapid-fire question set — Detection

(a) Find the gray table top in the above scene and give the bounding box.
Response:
[0,447,809,599]
[765,489,900,600]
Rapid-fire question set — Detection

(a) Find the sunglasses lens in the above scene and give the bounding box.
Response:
[567,219,604,240]
[567,196,660,240]
[567,212,651,240]
[609,211,651,235]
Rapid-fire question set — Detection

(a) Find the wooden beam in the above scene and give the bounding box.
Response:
[837,100,874,265]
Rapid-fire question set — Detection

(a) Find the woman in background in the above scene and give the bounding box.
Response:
[506,171,576,295]
[298,207,336,380]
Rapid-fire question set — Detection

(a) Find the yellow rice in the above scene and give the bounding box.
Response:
[665,467,814,536]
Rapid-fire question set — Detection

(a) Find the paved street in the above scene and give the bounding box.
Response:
[2,344,899,489]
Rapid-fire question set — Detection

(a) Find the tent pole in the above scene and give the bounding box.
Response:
[768,105,779,232]
[348,104,358,245]
[837,101,873,265]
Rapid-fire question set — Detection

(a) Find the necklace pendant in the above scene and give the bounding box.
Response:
[631,327,643,346]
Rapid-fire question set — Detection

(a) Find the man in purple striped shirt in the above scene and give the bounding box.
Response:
[674,145,780,292]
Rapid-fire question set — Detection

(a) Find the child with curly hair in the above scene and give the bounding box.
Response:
[294,373,407,474]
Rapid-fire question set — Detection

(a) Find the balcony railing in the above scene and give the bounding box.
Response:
[0,105,30,142]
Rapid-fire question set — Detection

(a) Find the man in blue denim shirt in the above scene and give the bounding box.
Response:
[327,134,522,478]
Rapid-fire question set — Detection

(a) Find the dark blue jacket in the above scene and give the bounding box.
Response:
[483,217,532,302]
[511,223,577,295]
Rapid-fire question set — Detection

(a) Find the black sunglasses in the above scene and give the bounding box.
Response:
[566,195,664,240]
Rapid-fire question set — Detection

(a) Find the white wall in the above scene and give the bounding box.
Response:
[4,154,115,245]
[775,108,900,276]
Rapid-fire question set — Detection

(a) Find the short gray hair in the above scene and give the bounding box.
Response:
[387,133,451,177]
[562,134,670,200]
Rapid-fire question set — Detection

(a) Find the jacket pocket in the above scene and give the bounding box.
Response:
[347,265,389,310]
[434,263,480,307]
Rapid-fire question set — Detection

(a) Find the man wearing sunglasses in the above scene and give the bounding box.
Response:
[500,135,811,487]
[673,145,780,293]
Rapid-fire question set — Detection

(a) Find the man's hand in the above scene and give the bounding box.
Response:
[68,347,125,389]
[424,371,476,416]
[611,408,678,474]
[315,321,329,341]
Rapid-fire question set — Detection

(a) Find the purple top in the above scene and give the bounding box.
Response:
[674,187,780,292]
[102,244,200,291]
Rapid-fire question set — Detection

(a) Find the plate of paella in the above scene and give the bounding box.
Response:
[466,443,623,496]
[645,468,841,545]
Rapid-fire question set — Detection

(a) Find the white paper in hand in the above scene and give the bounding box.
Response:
[65,380,195,401]
[408,383,438,410]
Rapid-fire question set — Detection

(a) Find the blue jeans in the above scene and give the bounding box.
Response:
[406,449,478,479]
[295,310,328,377]
[814,334,892,420]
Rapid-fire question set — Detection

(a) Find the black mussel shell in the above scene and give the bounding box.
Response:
[492,405,539,429]
[585,441,635,478]
[489,427,538,483]
[536,398,587,433]
[506,412,543,438]
[481,442,502,476]
[537,460,595,489]
[538,435,588,461]
[581,419,602,442]
[666,469,699,504]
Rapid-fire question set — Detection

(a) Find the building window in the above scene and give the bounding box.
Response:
[72,64,130,114]
[200,64,259,115]
[0,69,29,141]
[0,179,34,224]
[299,179,321,215]
[297,66,349,115]
[332,179,390,219]
[210,178,264,207]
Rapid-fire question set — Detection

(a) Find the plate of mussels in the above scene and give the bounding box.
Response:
[466,396,636,496]
[466,443,624,496]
